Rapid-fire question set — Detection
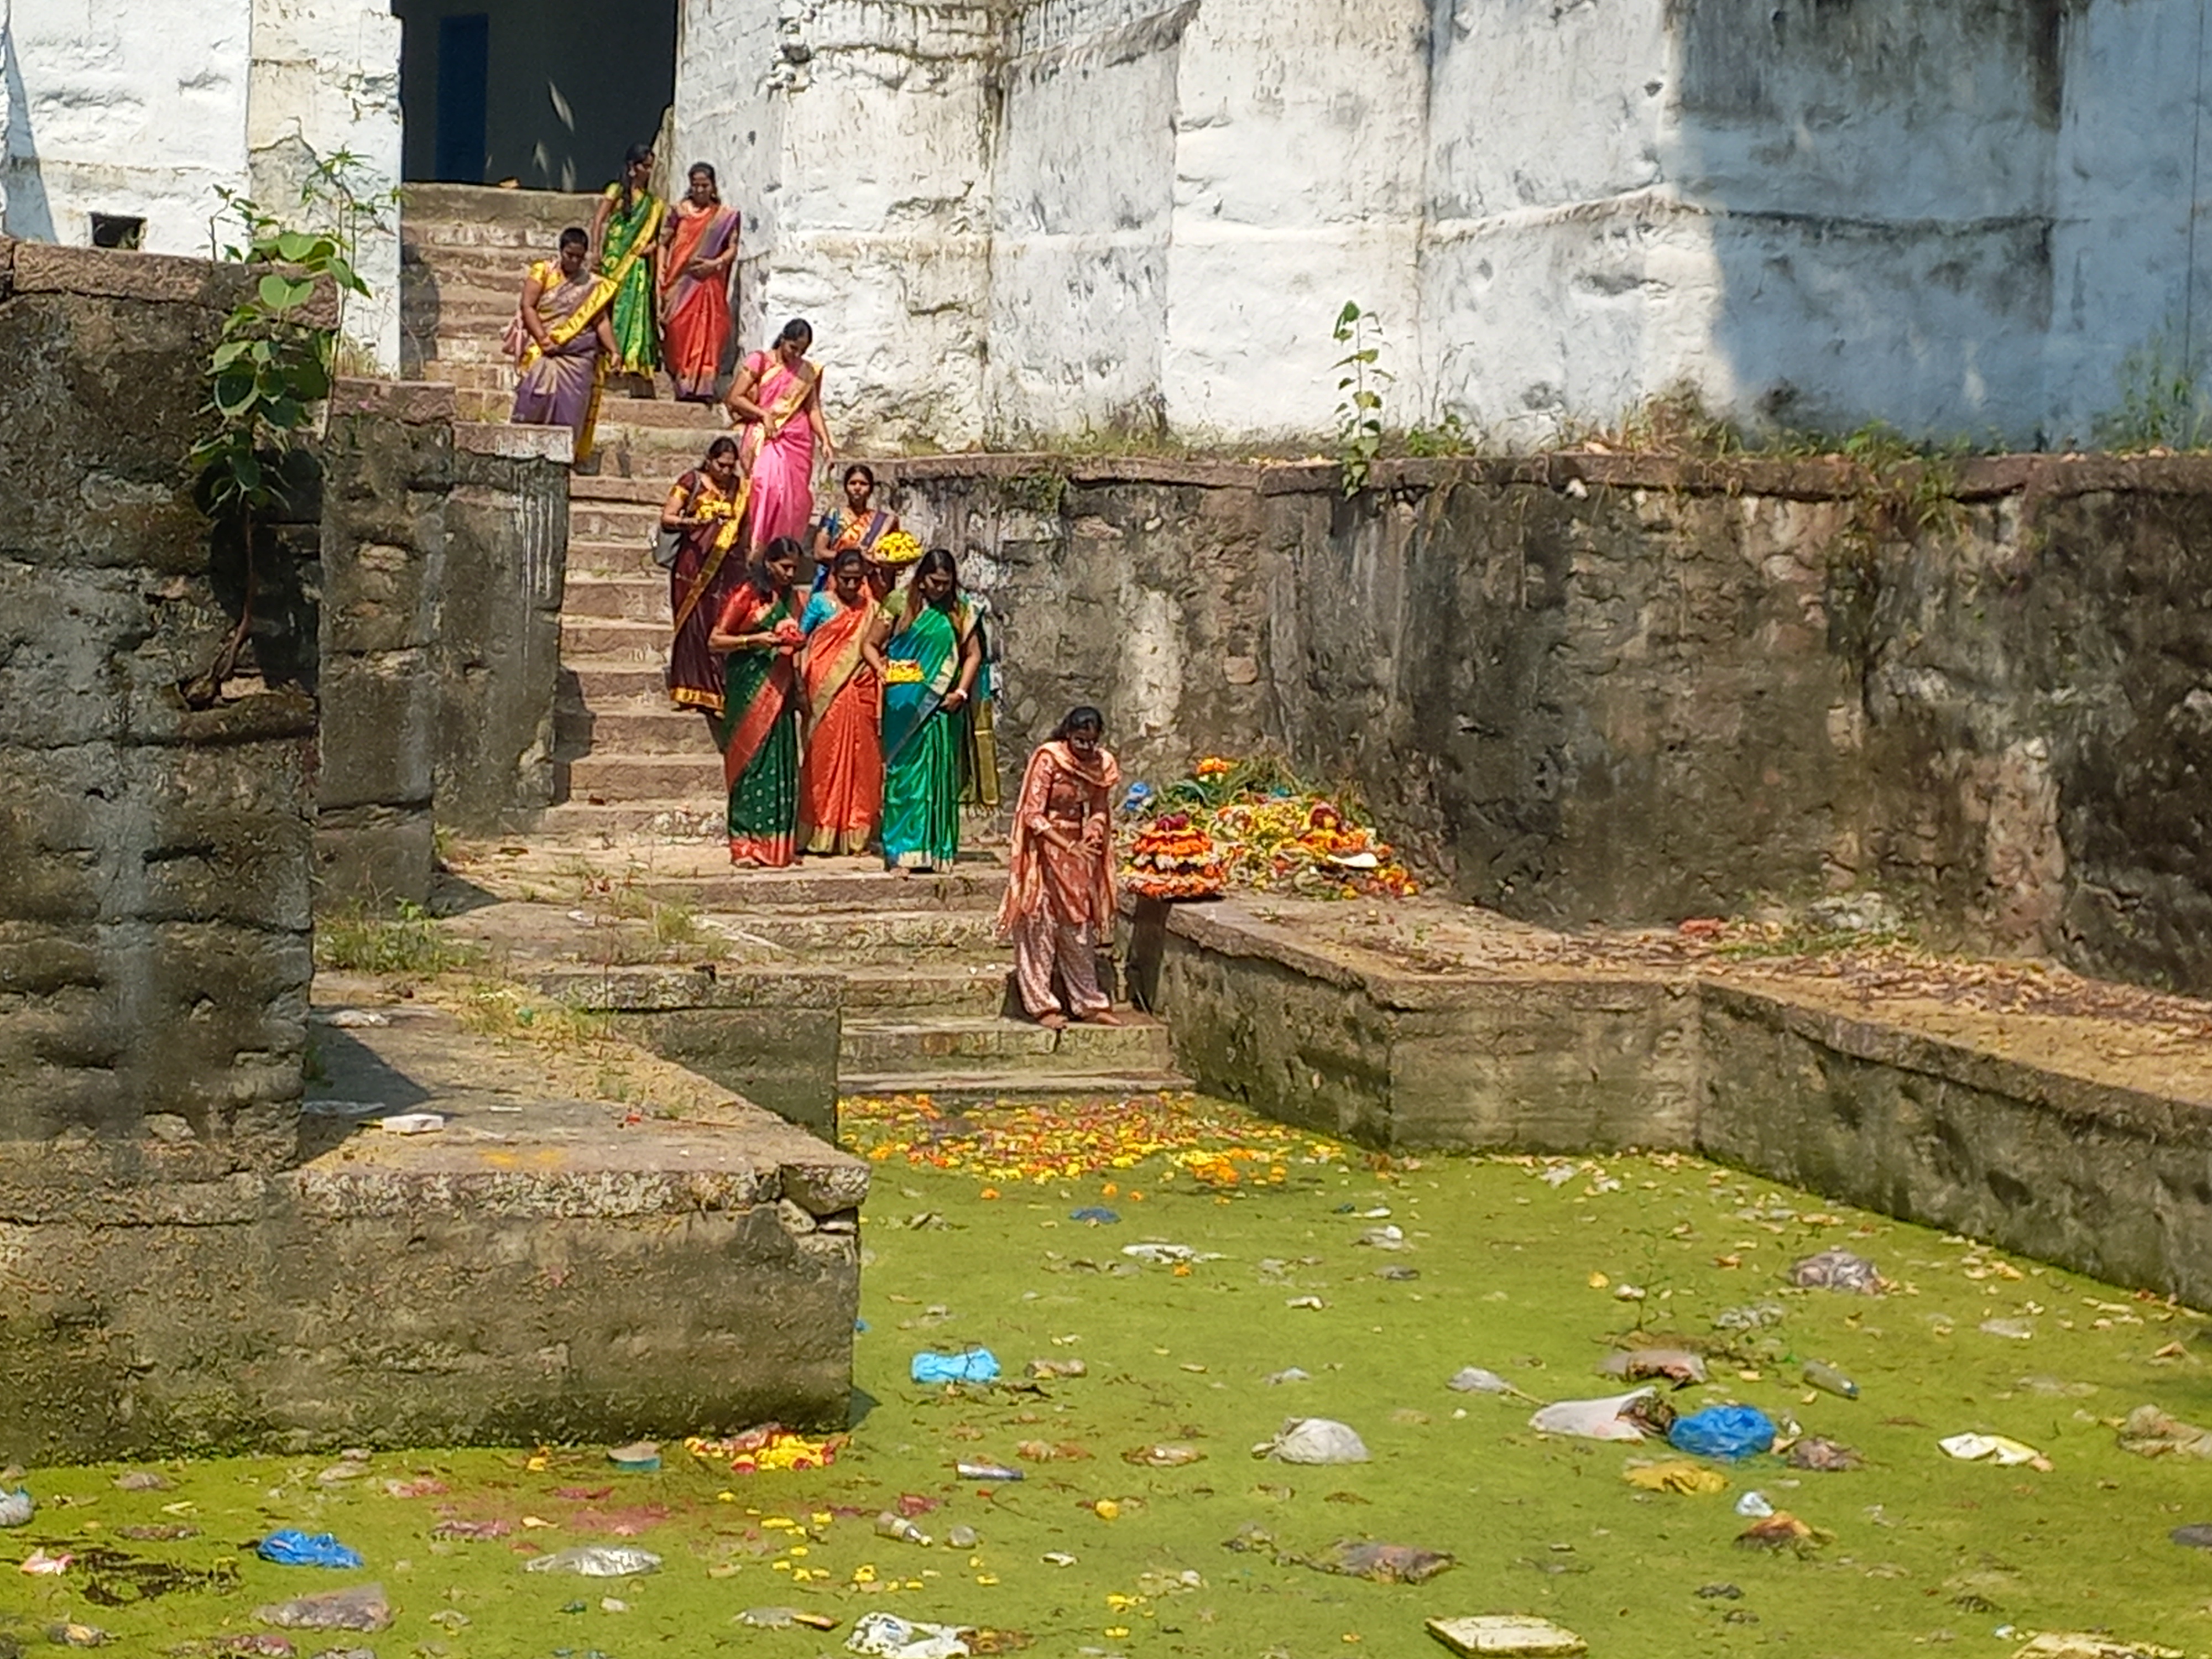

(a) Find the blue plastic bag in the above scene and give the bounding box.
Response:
[1070,1207,1120,1225]
[257,1528,365,1569]
[910,1348,1000,1385]
[1668,1405,1777,1461]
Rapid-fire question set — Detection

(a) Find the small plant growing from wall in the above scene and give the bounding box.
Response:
[1332,301,1391,495]
[2094,323,2212,452]
[183,148,390,706]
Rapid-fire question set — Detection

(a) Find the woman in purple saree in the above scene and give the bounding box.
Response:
[511,226,617,461]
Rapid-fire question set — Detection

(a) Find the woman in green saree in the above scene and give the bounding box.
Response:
[707,538,806,867]
[881,548,989,873]
[588,143,665,383]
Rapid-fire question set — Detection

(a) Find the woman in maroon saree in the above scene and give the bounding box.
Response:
[662,437,750,718]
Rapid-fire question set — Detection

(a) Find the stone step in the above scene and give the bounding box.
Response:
[563,615,668,660]
[567,658,676,703]
[591,398,732,430]
[566,571,674,623]
[570,537,657,576]
[573,474,681,504]
[557,703,711,755]
[705,907,1003,958]
[839,962,1012,1016]
[838,1014,1175,1077]
[571,502,663,541]
[650,865,1006,913]
[538,800,727,837]
[568,750,726,801]
[838,1070,1194,1102]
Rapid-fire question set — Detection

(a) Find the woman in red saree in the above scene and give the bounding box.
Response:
[797,549,890,855]
[725,319,833,568]
[658,164,739,403]
[661,436,750,719]
[706,538,805,867]
[995,706,1123,1029]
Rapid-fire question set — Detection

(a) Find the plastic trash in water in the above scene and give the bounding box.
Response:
[1790,1248,1881,1293]
[1803,1360,1859,1399]
[1308,1539,1455,1583]
[524,1546,663,1576]
[1734,1491,1774,1518]
[954,1462,1024,1481]
[1599,1349,1708,1385]
[911,1348,1000,1385]
[1787,1436,1864,1471]
[375,1112,444,1135]
[19,1551,69,1575]
[0,1488,33,1527]
[1265,1367,1312,1385]
[606,1441,661,1473]
[254,1584,392,1632]
[257,1530,365,1569]
[1069,1207,1120,1224]
[1425,1614,1588,1656]
[1668,1405,1777,1461]
[1448,1366,1512,1395]
[847,1611,973,1659]
[1255,1417,1370,1464]
[1528,1388,1656,1443]
[1121,1243,1223,1266]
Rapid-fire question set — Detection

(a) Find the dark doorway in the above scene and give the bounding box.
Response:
[395,0,679,192]
[432,13,489,183]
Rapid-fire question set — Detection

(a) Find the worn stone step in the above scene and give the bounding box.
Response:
[839,1014,1173,1076]
[708,907,1004,958]
[566,571,674,623]
[568,537,658,576]
[573,474,680,504]
[538,800,726,837]
[839,963,1012,1016]
[589,397,732,430]
[558,704,711,755]
[654,864,1006,914]
[568,750,726,800]
[562,615,668,660]
[838,1070,1194,1103]
[571,502,662,541]
[566,658,677,703]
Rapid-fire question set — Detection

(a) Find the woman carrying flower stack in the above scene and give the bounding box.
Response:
[997,706,1123,1029]
[662,436,750,720]
[881,547,987,873]
[708,537,807,867]
[797,549,891,855]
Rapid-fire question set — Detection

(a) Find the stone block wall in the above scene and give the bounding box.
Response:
[315,380,455,906]
[881,452,2212,997]
[437,424,572,834]
[0,241,316,1172]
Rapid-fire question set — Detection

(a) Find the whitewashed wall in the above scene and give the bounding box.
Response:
[0,0,401,372]
[675,0,2201,451]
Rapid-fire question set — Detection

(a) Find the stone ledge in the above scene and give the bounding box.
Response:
[457,420,574,463]
[330,378,458,425]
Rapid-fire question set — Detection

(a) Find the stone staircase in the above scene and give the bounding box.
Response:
[401,182,739,832]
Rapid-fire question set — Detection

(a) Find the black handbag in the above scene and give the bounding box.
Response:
[651,473,697,569]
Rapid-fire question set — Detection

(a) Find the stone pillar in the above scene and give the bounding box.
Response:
[0,241,315,1176]
[315,379,456,907]
[436,422,572,834]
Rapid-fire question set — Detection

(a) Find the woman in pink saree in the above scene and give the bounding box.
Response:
[725,319,834,569]
[658,163,739,403]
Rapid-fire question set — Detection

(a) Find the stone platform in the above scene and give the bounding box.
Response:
[1131,894,2212,1308]
[0,980,865,1464]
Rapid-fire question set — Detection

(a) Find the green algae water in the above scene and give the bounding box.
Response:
[8,1093,2212,1657]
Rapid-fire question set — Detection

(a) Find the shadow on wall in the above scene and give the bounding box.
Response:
[0,20,55,240]
[1661,0,2201,447]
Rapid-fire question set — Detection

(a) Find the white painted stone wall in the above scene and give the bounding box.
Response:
[674,0,2210,451]
[0,0,401,371]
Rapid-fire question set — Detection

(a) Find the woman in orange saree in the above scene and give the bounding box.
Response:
[797,549,890,855]
[706,538,805,868]
[994,706,1123,1029]
[658,164,739,403]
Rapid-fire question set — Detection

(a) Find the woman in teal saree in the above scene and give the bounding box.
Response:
[880,548,988,872]
[707,538,806,867]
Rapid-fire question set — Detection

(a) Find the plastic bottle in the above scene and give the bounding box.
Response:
[1803,1360,1860,1400]
[875,1512,933,1546]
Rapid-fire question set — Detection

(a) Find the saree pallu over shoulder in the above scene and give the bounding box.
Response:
[717,583,800,865]
[598,186,665,376]
[798,596,883,855]
[740,351,820,550]
[512,263,616,461]
[995,741,1120,937]
[666,470,752,713]
[880,600,973,871]
[660,204,738,401]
